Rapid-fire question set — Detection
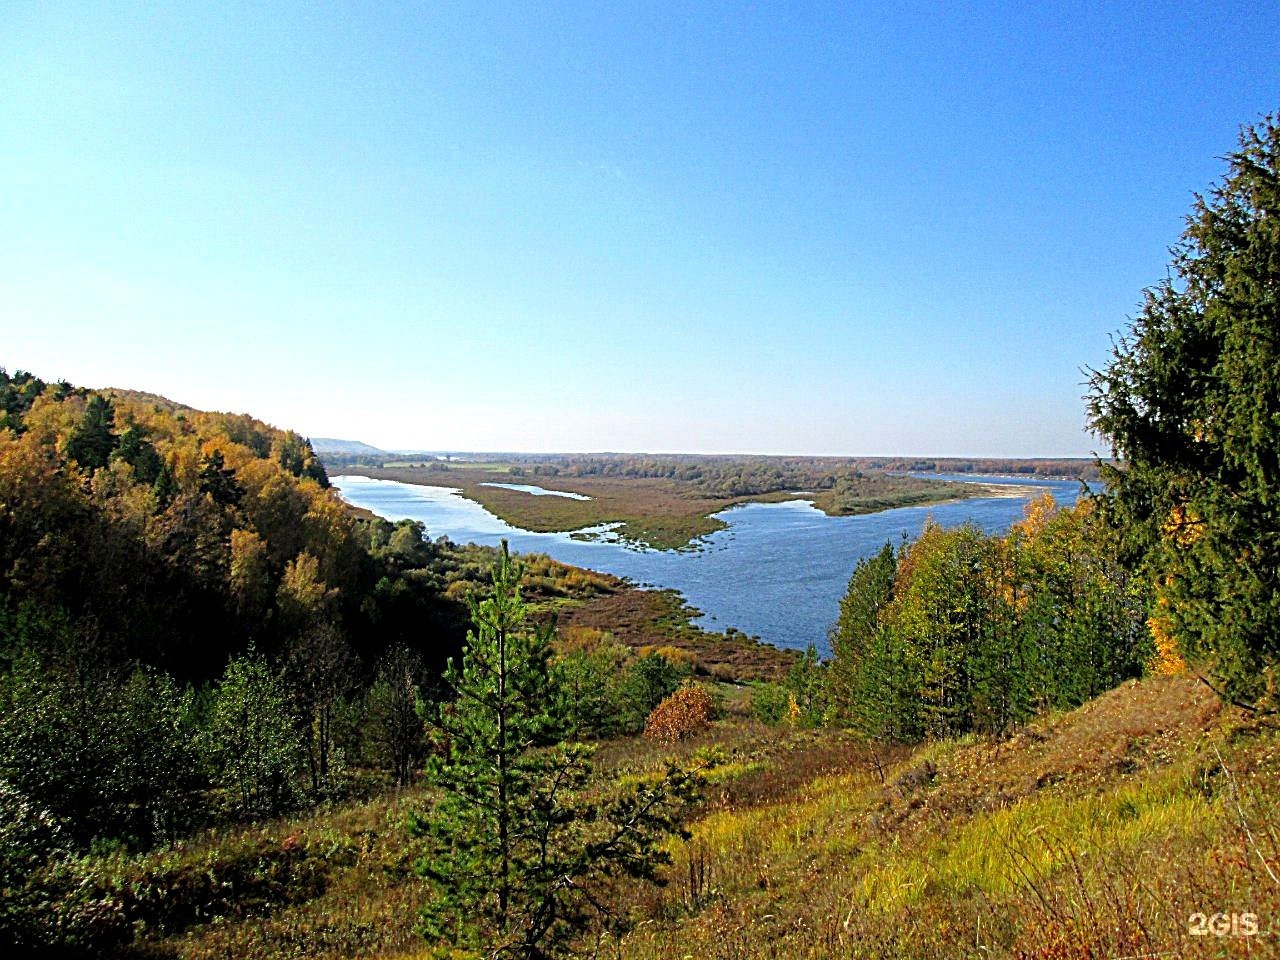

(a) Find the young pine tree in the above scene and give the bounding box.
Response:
[411,541,699,959]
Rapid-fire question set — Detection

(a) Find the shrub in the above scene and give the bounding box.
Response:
[750,682,790,725]
[0,779,64,950]
[784,644,828,728]
[644,683,716,743]
[621,652,693,731]
[636,644,696,668]
[553,632,631,738]
[0,658,204,849]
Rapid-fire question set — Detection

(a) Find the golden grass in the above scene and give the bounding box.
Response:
[618,676,1277,960]
[128,676,1277,960]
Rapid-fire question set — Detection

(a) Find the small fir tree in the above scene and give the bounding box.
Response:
[411,541,699,958]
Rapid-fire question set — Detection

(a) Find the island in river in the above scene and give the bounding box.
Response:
[326,454,1047,549]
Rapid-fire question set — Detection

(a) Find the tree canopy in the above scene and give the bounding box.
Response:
[1087,113,1280,706]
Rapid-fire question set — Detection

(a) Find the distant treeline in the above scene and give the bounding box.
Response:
[319,450,1104,485]
[846,457,1102,481]
[507,456,971,501]
[323,452,1099,501]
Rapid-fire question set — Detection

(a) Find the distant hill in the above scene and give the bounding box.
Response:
[309,437,389,457]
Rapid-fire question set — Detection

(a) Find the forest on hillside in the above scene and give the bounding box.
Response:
[0,371,724,953]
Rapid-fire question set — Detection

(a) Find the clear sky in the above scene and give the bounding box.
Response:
[2,2,1277,456]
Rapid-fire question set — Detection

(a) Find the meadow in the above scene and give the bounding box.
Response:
[96,672,1276,960]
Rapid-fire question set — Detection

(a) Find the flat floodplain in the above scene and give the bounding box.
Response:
[338,459,1037,550]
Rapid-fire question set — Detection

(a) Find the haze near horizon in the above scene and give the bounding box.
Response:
[3,2,1277,456]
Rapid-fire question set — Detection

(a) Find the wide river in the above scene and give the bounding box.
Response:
[332,474,1090,656]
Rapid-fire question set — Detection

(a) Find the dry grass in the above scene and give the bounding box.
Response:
[127,676,1277,960]
[616,676,1278,960]
[555,587,798,683]
[123,789,427,959]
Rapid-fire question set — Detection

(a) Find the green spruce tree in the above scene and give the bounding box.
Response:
[65,394,117,472]
[828,541,897,721]
[1087,113,1280,706]
[411,541,699,958]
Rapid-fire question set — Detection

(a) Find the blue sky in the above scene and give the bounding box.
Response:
[2,2,1277,456]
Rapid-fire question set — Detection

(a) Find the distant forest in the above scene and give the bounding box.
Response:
[319,451,1102,489]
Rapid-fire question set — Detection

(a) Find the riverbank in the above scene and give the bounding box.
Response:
[957,479,1052,499]
[553,586,798,683]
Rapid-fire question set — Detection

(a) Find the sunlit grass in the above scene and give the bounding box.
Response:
[117,676,1277,960]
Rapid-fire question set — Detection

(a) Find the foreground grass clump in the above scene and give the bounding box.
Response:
[149,790,429,960]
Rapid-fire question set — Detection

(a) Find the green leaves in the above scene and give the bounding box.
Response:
[208,650,300,820]
[0,656,204,849]
[829,504,1149,742]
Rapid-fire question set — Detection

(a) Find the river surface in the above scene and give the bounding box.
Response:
[332,474,1090,655]
[479,481,592,500]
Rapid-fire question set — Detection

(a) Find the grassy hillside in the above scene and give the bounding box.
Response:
[117,673,1275,959]
[618,675,1275,959]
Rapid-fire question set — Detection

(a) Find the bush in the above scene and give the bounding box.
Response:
[0,779,64,950]
[636,644,696,668]
[644,683,716,743]
[553,632,632,738]
[621,652,693,731]
[784,644,828,728]
[0,658,204,849]
[0,780,135,955]
[750,682,790,725]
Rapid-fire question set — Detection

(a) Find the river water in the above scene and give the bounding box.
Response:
[332,474,1090,655]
